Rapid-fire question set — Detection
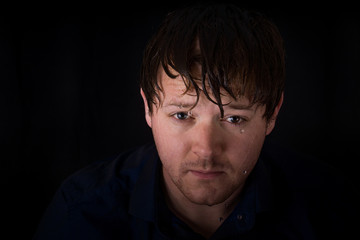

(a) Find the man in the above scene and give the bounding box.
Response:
[34,4,359,239]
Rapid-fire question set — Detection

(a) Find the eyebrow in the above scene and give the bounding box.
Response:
[163,101,196,109]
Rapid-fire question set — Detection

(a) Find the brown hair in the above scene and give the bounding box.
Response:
[140,3,285,120]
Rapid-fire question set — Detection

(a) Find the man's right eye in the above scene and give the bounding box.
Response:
[173,112,190,120]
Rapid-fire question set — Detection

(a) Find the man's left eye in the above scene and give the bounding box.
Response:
[226,116,243,124]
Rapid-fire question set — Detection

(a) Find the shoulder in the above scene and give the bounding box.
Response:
[33,143,158,240]
[58,143,158,205]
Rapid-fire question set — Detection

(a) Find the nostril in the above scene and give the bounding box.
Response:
[193,148,214,159]
[192,139,219,160]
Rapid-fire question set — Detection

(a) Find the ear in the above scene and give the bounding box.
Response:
[265,92,284,135]
[140,88,152,128]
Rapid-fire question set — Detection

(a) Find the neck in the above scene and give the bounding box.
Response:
[162,170,243,239]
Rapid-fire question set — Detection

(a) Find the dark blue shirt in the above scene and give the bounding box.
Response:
[33,141,359,239]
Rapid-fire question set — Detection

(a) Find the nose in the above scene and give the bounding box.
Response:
[190,120,223,160]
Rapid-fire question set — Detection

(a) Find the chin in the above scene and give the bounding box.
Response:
[184,188,230,206]
[189,196,227,206]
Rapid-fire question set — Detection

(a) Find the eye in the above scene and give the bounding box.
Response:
[173,112,191,120]
[225,116,245,125]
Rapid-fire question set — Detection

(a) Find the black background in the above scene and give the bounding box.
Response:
[1,2,359,239]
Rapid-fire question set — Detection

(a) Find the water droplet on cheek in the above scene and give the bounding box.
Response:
[240,129,245,134]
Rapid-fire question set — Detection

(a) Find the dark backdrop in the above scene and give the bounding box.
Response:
[1,2,359,239]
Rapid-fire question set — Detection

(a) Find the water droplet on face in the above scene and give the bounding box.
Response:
[243,170,247,174]
[240,129,245,133]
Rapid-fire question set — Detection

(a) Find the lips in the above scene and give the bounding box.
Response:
[190,170,224,179]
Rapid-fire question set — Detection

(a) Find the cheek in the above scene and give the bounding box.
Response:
[151,118,189,168]
[226,124,266,170]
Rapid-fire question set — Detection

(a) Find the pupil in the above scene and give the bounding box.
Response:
[231,116,239,123]
[177,112,187,119]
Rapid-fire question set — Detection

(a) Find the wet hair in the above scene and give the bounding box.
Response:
[140,3,285,120]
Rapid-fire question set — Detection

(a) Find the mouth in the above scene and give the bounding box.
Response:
[189,170,224,179]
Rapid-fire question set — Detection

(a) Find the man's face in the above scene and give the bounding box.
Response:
[141,68,280,206]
